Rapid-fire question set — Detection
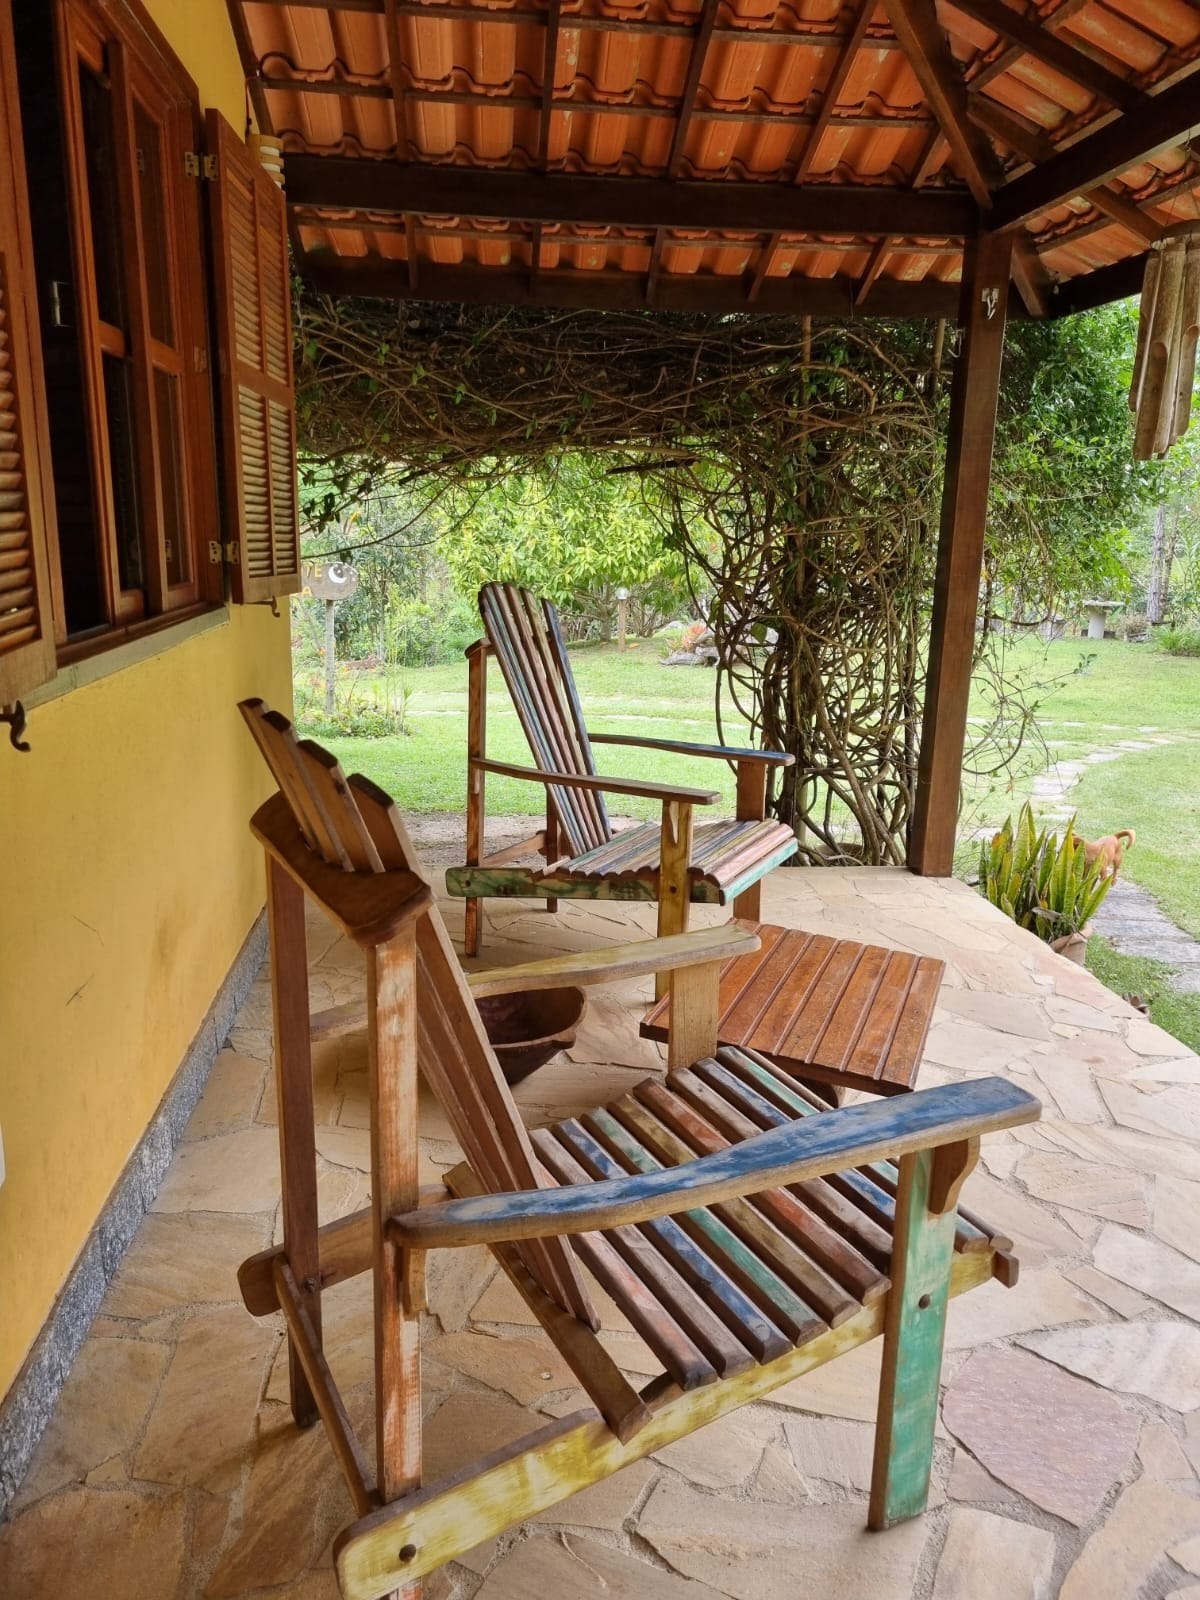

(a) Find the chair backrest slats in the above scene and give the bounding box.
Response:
[479,583,611,857]
[239,699,597,1328]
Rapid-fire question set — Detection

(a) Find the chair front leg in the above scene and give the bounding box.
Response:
[731,758,768,921]
[655,798,694,1002]
[266,857,322,1429]
[544,800,560,917]
[464,643,488,956]
[868,1138,978,1529]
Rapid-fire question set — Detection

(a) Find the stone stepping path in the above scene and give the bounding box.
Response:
[1092,878,1200,995]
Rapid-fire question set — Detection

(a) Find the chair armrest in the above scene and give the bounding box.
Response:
[471,757,720,805]
[387,1079,1041,1250]
[467,925,760,998]
[590,733,795,768]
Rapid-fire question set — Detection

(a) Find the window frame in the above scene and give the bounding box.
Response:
[49,0,221,654]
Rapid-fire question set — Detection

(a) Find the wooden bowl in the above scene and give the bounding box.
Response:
[476,986,588,1084]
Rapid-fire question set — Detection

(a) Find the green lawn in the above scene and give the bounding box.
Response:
[307,632,1200,828]
[1085,937,1200,1053]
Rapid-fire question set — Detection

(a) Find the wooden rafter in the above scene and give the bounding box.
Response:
[1009,237,1050,316]
[854,238,893,308]
[967,0,1088,93]
[793,0,877,182]
[285,157,978,235]
[968,95,1166,245]
[883,0,998,206]
[667,0,721,177]
[537,0,562,169]
[990,66,1200,229]
[749,0,877,296]
[948,0,1138,110]
[645,227,665,305]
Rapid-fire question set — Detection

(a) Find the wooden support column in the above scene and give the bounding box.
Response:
[909,230,1012,877]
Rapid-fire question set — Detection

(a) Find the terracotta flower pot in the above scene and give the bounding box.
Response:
[1049,926,1091,966]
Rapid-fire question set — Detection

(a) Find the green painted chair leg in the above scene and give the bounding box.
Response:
[868,1140,976,1530]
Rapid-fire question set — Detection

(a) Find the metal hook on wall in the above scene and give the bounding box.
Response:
[1,701,31,753]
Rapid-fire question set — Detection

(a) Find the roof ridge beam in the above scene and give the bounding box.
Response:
[284,157,978,235]
[990,67,1200,230]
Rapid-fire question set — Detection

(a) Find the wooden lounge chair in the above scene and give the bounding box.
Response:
[445,582,800,965]
[235,697,1041,1600]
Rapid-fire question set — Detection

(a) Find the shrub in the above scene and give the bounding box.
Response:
[1157,625,1200,658]
[979,803,1113,941]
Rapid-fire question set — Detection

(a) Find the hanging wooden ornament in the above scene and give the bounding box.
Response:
[1130,220,1200,460]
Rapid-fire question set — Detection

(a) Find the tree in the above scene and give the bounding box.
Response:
[438,454,696,637]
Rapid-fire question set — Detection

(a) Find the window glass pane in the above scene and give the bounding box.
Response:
[102,354,145,592]
[78,63,125,331]
[154,369,188,586]
[134,102,173,346]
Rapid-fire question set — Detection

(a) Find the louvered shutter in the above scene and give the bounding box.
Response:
[208,110,300,604]
[0,0,57,703]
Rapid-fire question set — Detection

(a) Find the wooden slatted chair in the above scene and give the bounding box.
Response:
[445,583,800,971]
[235,698,1041,1600]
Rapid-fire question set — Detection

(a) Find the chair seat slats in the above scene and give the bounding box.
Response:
[547,818,798,899]
[581,1106,824,1347]
[646,1074,884,1315]
[554,1119,792,1366]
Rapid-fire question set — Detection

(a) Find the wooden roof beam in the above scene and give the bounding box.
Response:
[301,252,964,317]
[968,95,1166,245]
[284,157,979,235]
[990,67,1200,230]
[882,0,998,206]
[947,0,1139,110]
[667,0,720,177]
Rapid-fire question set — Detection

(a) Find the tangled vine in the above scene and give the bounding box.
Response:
[296,293,954,863]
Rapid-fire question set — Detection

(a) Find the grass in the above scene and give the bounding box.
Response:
[1086,936,1200,1053]
[1071,740,1200,940]
[308,628,1200,1044]
[315,639,754,824]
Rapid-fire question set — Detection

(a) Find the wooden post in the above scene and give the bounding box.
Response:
[266,858,322,1429]
[909,230,1012,877]
[464,642,487,956]
[617,592,629,652]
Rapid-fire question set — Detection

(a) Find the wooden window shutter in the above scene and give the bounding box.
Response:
[208,110,300,604]
[0,0,58,704]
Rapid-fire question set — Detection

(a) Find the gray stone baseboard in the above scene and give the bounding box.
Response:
[0,910,268,1519]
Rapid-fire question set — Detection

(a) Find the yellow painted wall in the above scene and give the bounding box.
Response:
[0,0,291,1400]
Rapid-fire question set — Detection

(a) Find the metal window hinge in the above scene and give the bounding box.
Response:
[208,540,240,565]
[184,151,217,180]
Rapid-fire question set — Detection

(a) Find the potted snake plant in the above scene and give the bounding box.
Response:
[979,804,1114,964]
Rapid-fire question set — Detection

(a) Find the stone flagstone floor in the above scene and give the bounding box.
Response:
[4,862,1200,1599]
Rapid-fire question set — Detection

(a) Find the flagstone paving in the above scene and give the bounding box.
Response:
[3,857,1200,1598]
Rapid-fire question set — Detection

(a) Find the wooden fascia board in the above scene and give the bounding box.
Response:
[990,69,1200,230]
[301,252,965,317]
[947,0,1138,110]
[284,157,978,235]
[882,0,998,206]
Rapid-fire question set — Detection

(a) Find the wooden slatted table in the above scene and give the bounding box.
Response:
[640,921,944,1098]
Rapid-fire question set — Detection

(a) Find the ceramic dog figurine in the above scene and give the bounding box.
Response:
[1081,828,1135,880]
